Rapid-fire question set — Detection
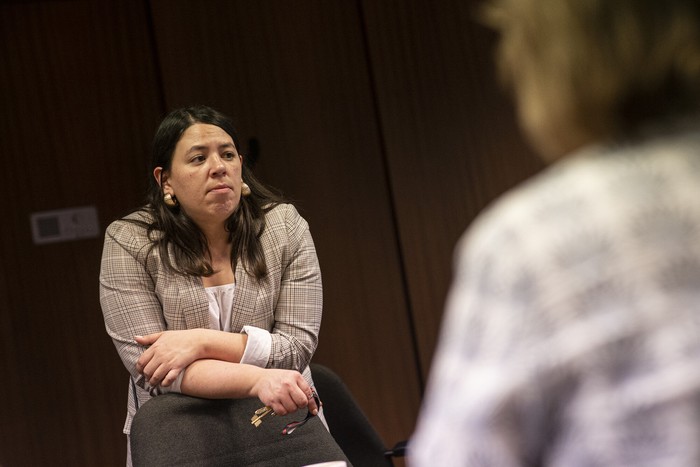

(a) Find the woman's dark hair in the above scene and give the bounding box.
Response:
[132,105,285,279]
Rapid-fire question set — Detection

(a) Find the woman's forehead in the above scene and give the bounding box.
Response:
[177,124,236,150]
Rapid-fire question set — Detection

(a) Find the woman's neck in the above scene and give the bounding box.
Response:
[205,230,231,258]
[203,231,234,286]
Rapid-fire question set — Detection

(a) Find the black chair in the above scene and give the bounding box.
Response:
[310,363,406,467]
[129,365,405,466]
[129,393,350,466]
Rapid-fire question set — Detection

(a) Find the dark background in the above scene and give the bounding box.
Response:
[0,1,541,465]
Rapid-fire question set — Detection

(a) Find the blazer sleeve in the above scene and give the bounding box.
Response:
[266,204,323,373]
[99,218,167,393]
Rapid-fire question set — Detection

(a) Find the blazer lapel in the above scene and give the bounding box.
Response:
[230,262,260,331]
[180,274,210,330]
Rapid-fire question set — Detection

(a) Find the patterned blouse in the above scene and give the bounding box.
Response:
[410,121,700,466]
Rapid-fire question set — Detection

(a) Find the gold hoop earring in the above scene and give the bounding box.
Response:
[164,193,178,207]
[241,182,251,197]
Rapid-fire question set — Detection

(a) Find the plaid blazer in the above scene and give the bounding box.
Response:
[99,203,322,433]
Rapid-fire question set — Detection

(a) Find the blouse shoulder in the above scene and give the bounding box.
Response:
[104,209,155,250]
[264,203,306,228]
[261,203,311,250]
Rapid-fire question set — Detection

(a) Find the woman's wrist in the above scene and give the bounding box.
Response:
[180,360,264,399]
[197,329,248,363]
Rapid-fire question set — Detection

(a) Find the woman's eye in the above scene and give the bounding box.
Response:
[192,155,205,163]
[223,152,236,160]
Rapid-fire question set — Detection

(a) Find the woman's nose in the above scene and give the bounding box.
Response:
[210,155,226,175]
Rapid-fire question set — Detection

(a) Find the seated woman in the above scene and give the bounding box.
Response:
[100,105,348,466]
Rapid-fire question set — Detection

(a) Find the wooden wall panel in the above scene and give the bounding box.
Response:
[0,0,548,464]
[361,0,543,377]
[148,0,423,447]
[0,1,162,465]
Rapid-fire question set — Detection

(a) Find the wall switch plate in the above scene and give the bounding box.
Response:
[30,205,100,245]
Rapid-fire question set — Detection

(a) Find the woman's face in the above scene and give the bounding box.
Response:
[154,123,243,230]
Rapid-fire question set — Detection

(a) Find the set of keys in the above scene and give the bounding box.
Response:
[251,391,321,434]
[250,405,275,427]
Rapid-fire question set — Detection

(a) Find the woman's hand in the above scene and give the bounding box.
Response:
[135,330,208,387]
[251,368,319,416]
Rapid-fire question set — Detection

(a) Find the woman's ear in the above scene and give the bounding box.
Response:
[153,167,168,189]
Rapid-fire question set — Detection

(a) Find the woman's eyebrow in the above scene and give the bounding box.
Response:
[186,145,208,154]
[185,142,235,154]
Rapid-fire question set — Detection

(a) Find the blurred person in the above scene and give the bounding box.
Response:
[100,105,348,465]
[410,0,700,465]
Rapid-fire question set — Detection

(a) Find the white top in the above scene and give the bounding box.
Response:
[205,283,236,332]
[166,282,272,393]
[205,282,272,367]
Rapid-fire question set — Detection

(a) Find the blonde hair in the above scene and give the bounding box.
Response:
[482,0,700,158]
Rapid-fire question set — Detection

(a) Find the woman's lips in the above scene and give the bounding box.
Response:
[208,185,232,194]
